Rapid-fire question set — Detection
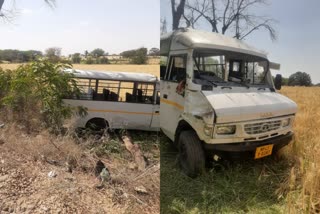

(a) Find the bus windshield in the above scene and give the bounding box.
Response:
[193,51,270,88]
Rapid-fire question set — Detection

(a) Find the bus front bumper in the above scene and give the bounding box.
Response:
[203,132,293,160]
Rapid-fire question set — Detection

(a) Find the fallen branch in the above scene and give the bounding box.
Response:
[121,132,147,171]
[131,163,160,181]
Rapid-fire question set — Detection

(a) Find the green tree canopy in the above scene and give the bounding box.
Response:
[90,48,105,57]
[120,48,148,64]
[288,71,312,86]
[71,53,81,64]
[45,47,62,63]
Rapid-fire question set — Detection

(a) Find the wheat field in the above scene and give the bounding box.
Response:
[0,64,160,77]
[280,87,320,212]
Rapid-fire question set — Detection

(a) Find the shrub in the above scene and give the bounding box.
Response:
[0,60,86,132]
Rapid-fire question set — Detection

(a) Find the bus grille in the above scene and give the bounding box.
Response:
[244,120,281,135]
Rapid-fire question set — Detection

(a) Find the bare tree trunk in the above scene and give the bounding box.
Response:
[171,0,186,30]
[0,0,4,12]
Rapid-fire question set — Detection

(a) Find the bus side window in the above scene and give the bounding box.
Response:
[160,56,168,80]
[98,80,120,101]
[167,55,187,82]
[118,82,134,102]
[135,83,155,104]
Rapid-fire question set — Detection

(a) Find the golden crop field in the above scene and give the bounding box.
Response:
[0,64,160,77]
[280,86,320,212]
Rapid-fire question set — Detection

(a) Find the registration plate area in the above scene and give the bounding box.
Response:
[254,144,274,159]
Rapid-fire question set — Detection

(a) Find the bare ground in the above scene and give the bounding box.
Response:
[0,125,160,214]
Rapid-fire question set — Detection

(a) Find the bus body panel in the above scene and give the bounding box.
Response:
[64,99,159,131]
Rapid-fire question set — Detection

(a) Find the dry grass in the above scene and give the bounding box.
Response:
[280,87,320,213]
[0,123,160,213]
[0,64,160,77]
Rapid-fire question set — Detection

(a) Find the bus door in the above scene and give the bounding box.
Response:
[150,90,160,130]
[160,54,187,140]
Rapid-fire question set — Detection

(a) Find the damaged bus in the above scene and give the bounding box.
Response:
[160,28,297,177]
[63,69,160,131]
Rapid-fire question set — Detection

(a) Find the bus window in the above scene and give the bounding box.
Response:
[76,78,96,100]
[119,82,135,102]
[70,79,156,104]
[135,83,155,104]
[97,80,120,101]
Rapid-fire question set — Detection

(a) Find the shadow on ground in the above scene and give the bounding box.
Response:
[160,135,291,214]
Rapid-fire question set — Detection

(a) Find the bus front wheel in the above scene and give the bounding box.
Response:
[178,130,205,178]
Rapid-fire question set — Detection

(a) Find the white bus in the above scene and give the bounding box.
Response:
[63,69,160,131]
[161,28,297,177]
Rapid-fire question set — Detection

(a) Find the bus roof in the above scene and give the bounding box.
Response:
[161,28,268,59]
[64,69,158,83]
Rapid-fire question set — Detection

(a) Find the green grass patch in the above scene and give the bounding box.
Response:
[160,136,291,214]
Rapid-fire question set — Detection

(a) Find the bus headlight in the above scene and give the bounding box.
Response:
[216,125,236,135]
[282,118,291,127]
[204,125,213,136]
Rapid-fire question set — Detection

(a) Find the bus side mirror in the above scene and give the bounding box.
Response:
[274,74,282,90]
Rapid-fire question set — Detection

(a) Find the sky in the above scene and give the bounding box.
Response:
[0,0,160,55]
[161,0,320,83]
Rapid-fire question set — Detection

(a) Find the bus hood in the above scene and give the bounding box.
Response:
[202,91,298,123]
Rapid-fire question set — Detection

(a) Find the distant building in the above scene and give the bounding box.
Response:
[106,55,122,60]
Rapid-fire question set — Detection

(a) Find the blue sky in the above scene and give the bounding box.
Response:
[161,0,320,83]
[0,0,160,55]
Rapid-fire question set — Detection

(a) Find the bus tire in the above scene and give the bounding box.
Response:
[178,130,205,178]
[85,118,108,131]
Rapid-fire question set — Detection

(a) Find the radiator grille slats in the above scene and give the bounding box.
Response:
[244,120,281,135]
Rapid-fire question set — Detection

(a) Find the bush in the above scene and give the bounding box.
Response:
[98,57,109,64]
[84,57,94,64]
[121,48,148,64]
[0,68,12,99]
[0,60,86,132]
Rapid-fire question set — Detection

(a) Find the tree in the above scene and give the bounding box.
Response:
[84,50,89,58]
[0,49,42,63]
[121,48,148,64]
[171,0,186,30]
[97,57,109,64]
[184,0,277,41]
[71,53,81,64]
[90,48,105,58]
[149,48,160,56]
[1,0,55,20]
[288,71,312,86]
[45,47,61,63]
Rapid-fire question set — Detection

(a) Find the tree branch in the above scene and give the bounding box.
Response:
[240,19,277,41]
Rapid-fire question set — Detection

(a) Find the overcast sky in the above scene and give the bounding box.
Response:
[161,0,320,83]
[0,0,159,55]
